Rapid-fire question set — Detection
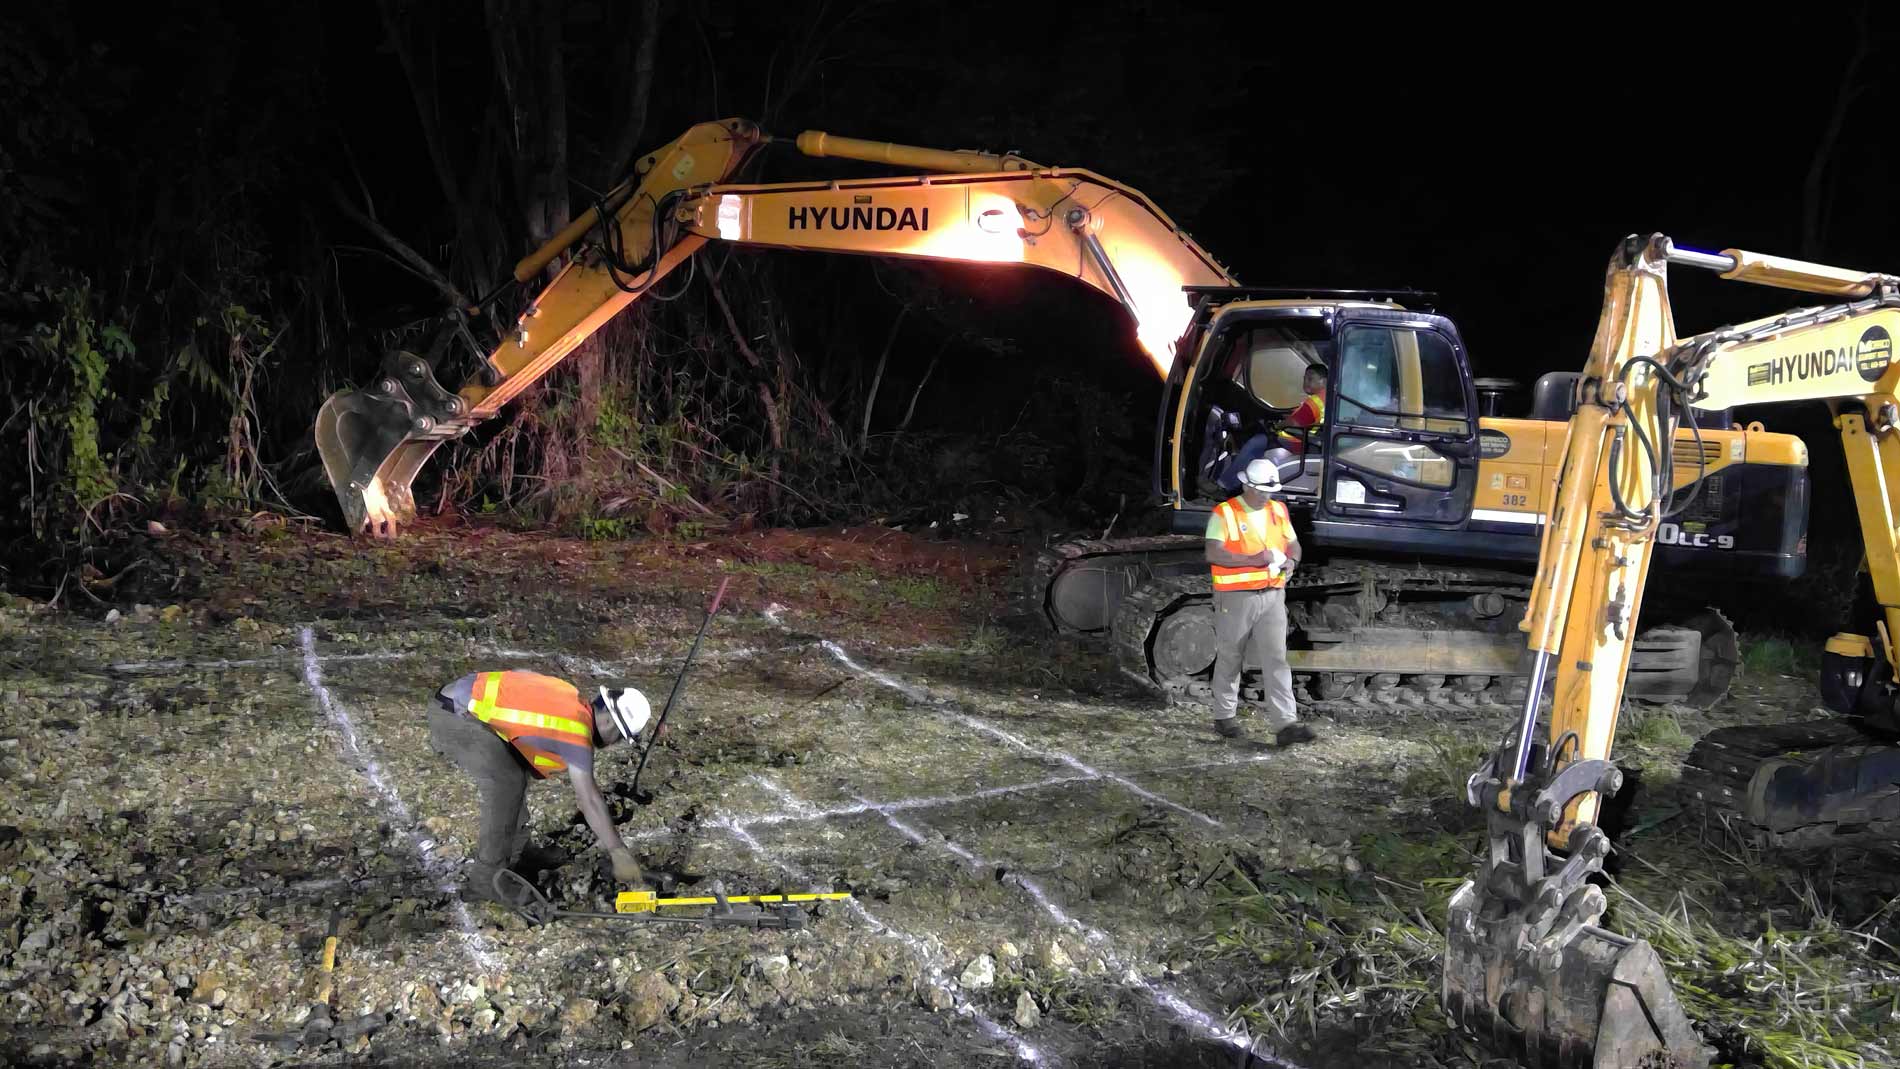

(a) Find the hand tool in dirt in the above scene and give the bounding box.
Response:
[615,884,854,916]
[491,869,848,930]
[250,905,389,1051]
[629,576,731,804]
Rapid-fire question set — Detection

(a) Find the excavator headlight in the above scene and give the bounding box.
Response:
[717,194,744,241]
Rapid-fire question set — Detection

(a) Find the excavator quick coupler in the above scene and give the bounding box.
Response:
[315,349,467,537]
[1443,744,1710,1069]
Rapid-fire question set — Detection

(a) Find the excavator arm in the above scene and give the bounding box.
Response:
[316,118,1234,535]
[1443,233,1900,1069]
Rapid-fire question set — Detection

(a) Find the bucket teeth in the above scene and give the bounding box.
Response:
[314,351,458,537]
[1445,754,1711,1069]
[1445,887,1710,1069]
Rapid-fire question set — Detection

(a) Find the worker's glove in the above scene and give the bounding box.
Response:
[609,847,644,886]
[1260,548,1288,574]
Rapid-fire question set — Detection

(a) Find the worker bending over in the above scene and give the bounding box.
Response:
[1205,457,1317,744]
[431,670,653,898]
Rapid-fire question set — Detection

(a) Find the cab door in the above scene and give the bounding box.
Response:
[1320,309,1479,525]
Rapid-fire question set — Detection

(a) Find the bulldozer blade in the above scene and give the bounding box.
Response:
[314,387,445,537]
[1444,880,1710,1069]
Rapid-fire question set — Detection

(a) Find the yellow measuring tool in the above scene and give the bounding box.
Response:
[617,888,854,914]
[498,872,848,930]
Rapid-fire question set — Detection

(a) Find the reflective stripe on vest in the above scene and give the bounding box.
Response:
[468,671,594,778]
[1209,498,1290,592]
[1278,394,1325,448]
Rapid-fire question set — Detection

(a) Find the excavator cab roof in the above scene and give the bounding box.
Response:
[1183,284,1438,308]
[1179,286,1440,364]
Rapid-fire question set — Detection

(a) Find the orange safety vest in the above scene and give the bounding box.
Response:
[467,671,595,779]
[1209,497,1293,592]
[1278,392,1325,451]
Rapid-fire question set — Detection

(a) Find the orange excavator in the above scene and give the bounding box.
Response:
[317,120,1812,722]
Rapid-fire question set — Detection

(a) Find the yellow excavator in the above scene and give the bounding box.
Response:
[316,119,1811,720]
[1443,233,1900,1068]
[316,118,1231,532]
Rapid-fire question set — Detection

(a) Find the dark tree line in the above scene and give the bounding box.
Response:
[2,0,1259,599]
[2,0,1894,633]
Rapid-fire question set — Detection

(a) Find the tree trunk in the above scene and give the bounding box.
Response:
[859,305,908,451]
[329,183,472,310]
[896,338,949,441]
[598,0,661,187]
[378,0,499,288]
[707,273,787,455]
[486,0,569,263]
[1802,5,1871,258]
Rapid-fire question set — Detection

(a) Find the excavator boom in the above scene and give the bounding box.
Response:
[1444,234,1900,1068]
[316,119,1232,535]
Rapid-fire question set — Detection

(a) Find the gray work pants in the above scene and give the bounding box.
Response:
[427,705,531,893]
[1210,587,1298,729]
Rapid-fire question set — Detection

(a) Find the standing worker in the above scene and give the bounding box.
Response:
[1205,457,1317,744]
[430,670,654,899]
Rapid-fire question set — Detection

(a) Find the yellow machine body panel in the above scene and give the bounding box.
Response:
[1471,418,1805,524]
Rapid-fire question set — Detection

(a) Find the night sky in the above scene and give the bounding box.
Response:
[11,1,1899,568]
[62,2,1900,389]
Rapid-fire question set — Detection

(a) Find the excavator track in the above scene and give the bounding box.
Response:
[1111,567,1539,720]
[1680,718,1900,849]
[1023,535,1203,633]
[1105,564,1736,718]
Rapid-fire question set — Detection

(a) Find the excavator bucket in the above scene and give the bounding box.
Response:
[1445,751,1712,1069]
[1444,886,1709,1069]
[314,381,447,537]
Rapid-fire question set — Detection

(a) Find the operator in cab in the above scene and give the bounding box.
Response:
[1217,362,1327,493]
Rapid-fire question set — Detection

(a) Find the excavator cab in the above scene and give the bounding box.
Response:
[1318,308,1479,530]
[1173,300,1489,541]
[1189,319,1335,500]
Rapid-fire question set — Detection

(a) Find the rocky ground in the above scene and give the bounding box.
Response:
[1,516,1895,1068]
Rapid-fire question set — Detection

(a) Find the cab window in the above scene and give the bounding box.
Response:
[1336,325,1468,433]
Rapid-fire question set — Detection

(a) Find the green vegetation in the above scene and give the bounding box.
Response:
[1741,635,1823,678]
[1612,881,1898,1069]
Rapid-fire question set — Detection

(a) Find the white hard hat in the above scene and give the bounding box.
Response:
[1240,457,1284,492]
[596,686,651,742]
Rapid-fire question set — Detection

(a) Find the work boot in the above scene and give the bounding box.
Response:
[465,862,527,908]
[1274,723,1318,746]
[1212,717,1246,740]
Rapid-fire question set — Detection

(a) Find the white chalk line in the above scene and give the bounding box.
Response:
[715,818,1049,1065]
[807,779,1303,1069]
[808,635,1225,827]
[729,752,1274,832]
[108,650,412,672]
[297,628,499,974]
[750,607,1301,1063]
